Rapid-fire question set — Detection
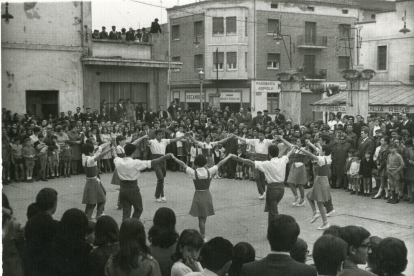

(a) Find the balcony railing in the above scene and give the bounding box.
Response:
[297,35,328,48]
[305,69,327,80]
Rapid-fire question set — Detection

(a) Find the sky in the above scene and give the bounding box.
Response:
[92,0,198,30]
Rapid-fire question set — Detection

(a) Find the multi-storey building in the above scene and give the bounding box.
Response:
[166,0,395,123]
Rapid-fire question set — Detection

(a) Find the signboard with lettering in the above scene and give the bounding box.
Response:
[185,92,205,103]
[253,81,281,93]
[312,106,347,112]
[312,105,412,113]
[252,80,347,93]
[220,91,241,103]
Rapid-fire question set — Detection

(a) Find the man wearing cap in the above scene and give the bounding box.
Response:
[385,115,400,137]
[332,134,351,189]
[251,111,264,128]
[109,26,117,40]
[84,108,94,123]
[150,18,162,34]
[99,26,108,39]
[263,110,272,127]
[74,107,83,122]
[235,108,246,124]
[274,108,286,125]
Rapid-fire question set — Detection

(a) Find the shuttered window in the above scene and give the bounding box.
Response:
[377,46,387,70]
[172,25,180,40]
[268,19,279,34]
[194,54,204,70]
[267,53,280,69]
[213,17,224,35]
[226,17,237,35]
[213,52,224,70]
[194,21,203,38]
[227,52,237,70]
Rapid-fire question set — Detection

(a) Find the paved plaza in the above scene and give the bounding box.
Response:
[3,171,414,274]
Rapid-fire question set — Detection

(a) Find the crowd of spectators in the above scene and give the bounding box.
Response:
[3,190,409,276]
[92,18,162,43]
[2,99,414,204]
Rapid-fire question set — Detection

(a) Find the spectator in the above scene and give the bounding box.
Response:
[89,216,120,276]
[142,27,149,42]
[228,242,255,276]
[148,207,179,276]
[241,214,317,276]
[375,237,408,276]
[313,234,348,276]
[126,27,135,41]
[99,26,108,39]
[92,29,100,39]
[109,26,118,40]
[135,28,142,41]
[289,238,308,264]
[150,18,162,33]
[105,218,161,276]
[366,236,382,275]
[338,225,373,276]
[120,28,127,41]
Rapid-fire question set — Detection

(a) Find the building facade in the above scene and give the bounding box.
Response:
[165,0,395,123]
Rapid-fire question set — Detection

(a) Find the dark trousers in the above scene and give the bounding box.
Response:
[153,154,166,198]
[254,169,266,195]
[336,173,347,188]
[265,182,285,223]
[227,159,237,178]
[120,187,143,220]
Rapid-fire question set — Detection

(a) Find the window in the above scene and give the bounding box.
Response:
[268,19,279,34]
[194,54,204,70]
[172,25,180,40]
[172,56,181,62]
[267,93,279,113]
[213,17,224,35]
[245,52,248,70]
[338,56,350,70]
[377,46,387,70]
[342,9,348,14]
[227,52,237,70]
[339,24,351,39]
[308,6,315,11]
[305,22,317,44]
[226,17,237,35]
[271,3,279,9]
[213,52,224,70]
[409,65,414,82]
[245,17,248,36]
[267,53,280,69]
[194,21,204,38]
[371,14,376,19]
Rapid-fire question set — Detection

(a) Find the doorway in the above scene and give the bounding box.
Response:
[26,90,59,119]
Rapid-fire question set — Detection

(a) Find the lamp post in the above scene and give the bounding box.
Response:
[273,32,293,68]
[198,69,205,110]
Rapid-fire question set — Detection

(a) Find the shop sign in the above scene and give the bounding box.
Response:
[185,92,205,103]
[220,91,241,103]
[369,106,411,113]
[301,82,347,93]
[253,81,281,93]
[312,105,347,112]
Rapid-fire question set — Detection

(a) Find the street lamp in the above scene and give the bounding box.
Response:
[1,2,14,24]
[273,31,293,68]
[399,10,411,34]
[198,69,205,110]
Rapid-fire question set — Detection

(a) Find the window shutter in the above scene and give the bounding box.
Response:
[213,17,224,34]
[226,17,237,34]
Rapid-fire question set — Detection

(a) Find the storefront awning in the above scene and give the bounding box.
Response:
[311,85,414,113]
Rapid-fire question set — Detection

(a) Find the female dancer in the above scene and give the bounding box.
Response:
[171,153,232,240]
[287,137,309,207]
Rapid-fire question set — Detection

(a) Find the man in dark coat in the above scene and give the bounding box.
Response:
[332,134,352,188]
[358,127,375,157]
[99,26,108,39]
[251,111,264,128]
[150,18,162,34]
[274,108,286,125]
[157,105,169,120]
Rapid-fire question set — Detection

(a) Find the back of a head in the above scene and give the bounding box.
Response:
[339,225,370,253]
[57,208,88,243]
[313,234,348,276]
[289,238,308,263]
[323,225,342,237]
[229,242,255,276]
[26,202,40,220]
[148,207,178,248]
[36,188,58,212]
[124,143,136,157]
[268,215,300,252]
[367,236,383,274]
[119,218,147,253]
[201,237,234,272]
[194,154,207,167]
[268,145,279,158]
[376,237,407,276]
[94,215,119,247]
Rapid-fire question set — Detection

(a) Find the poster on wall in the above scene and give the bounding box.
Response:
[185,92,205,102]
[220,91,241,103]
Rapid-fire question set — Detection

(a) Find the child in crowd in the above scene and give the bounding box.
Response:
[359,152,377,196]
[386,143,405,204]
[22,137,36,182]
[349,152,361,195]
[60,142,72,178]
[10,137,24,183]
[235,147,245,180]
[35,134,48,182]
[190,142,201,170]
[47,137,59,179]
[345,149,355,191]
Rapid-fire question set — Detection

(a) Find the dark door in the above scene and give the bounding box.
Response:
[305,22,316,45]
[26,90,58,119]
[304,55,316,79]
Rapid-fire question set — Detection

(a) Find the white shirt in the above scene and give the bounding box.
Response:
[30,134,39,144]
[148,139,170,154]
[197,141,218,150]
[116,145,125,154]
[82,155,97,167]
[171,259,203,276]
[245,139,273,155]
[316,155,332,166]
[186,166,218,178]
[113,157,151,180]
[255,156,289,183]
[176,131,185,147]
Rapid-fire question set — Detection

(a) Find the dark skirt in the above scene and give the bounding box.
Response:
[307,176,331,202]
[111,169,121,185]
[287,163,307,185]
[189,190,214,217]
[82,178,106,204]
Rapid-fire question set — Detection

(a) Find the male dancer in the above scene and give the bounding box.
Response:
[232,144,295,223]
[148,129,185,202]
[112,144,171,220]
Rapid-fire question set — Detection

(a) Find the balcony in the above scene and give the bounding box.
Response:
[305,69,327,80]
[297,35,328,49]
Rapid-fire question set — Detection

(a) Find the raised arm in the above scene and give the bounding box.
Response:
[235,135,247,143]
[94,146,114,162]
[296,147,318,161]
[131,135,149,146]
[151,153,172,167]
[216,154,233,168]
[100,141,112,150]
[286,145,297,159]
[216,134,235,144]
[273,135,293,148]
[231,154,255,167]
[306,139,321,153]
[171,154,188,170]
[170,135,185,143]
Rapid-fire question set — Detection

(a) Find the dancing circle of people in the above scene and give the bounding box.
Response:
[82,129,337,239]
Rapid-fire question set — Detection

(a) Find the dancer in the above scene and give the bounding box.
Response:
[171,153,232,240]
[82,141,113,220]
[287,137,309,207]
[148,129,185,202]
[297,145,333,230]
[231,144,295,224]
[112,144,172,220]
